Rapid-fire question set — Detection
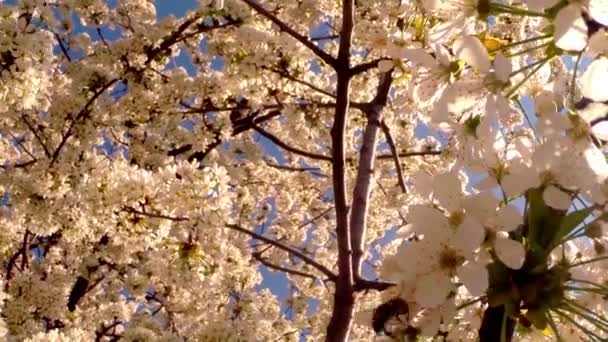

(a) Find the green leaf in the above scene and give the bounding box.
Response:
[526,188,567,253]
[525,308,548,330]
[549,206,594,249]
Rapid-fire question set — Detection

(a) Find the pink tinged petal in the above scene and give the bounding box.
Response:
[378,60,395,72]
[474,176,499,191]
[494,236,526,269]
[415,272,453,308]
[410,170,435,199]
[408,205,449,235]
[592,121,608,141]
[543,185,571,210]
[494,53,512,83]
[589,0,608,26]
[501,168,541,198]
[428,21,460,45]
[433,44,452,67]
[454,216,485,256]
[581,58,608,102]
[588,30,608,56]
[432,172,464,212]
[413,77,444,105]
[421,0,441,12]
[403,48,440,69]
[417,309,441,337]
[453,35,491,74]
[464,191,501,221]
[457,262,489,296]
[534,91,558,116]
[495,205,523,232]
[554,4,588,52]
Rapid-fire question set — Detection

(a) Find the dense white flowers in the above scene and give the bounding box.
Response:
[0,0,608,340]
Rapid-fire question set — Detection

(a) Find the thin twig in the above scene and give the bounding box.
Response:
[225,224,337,281]
[380,120,407,194]
[240,0,336,67]
[252,124,332,161]
[251,251,318,280]
[21,115,51,158]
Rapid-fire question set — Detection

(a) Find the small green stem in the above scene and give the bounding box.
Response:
[562,299,608,331]
[568,256,608,268]
[509,56,553,78]
[570,51,583,106]
[564,285,608,295]
[570,278,608,292]
[500,34,552,51]
[506,57,552,98]
[515,98,539,141]
[504,41,552,58]
[554,309,607,341]
[546,312,564,342]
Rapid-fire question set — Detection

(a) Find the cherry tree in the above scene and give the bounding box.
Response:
[0,0,608,341]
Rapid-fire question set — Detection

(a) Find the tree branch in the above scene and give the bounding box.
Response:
[376,149,442,159]
[251,251,318,280]
[353,278,396,292]
[21,115,51,159]
[225,224,337,281]
[349,58,390,76]
[350,71,393,282]
[240,0,337,67]
[252,124,332,161]
[49,79,118,168]
[262,66,336,98]
[380,120,407,194]
[326,0,356,339]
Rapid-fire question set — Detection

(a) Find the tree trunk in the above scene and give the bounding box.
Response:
[479,305,515,342]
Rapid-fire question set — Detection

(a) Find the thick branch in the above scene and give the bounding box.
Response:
[240,0,336,67]
[350,72,393,281]
[380,120,407,194]
[479,305,515,342]
[326,0,356,340]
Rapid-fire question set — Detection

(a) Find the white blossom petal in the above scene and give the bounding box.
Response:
[554,4,588,52]
[581,57,608,102]
[501,168,541,198]
[494,53,511,83]
[378,59,395,72]
[415,272,452,308]
[454,216,485,257]
[403,48,440,69]
[494,235,526,269]
[592,121,608,141]
[589,0,608,26]
[543,185,571,210]
[457,262,489,296]
[453,35,491,73]
[432,172,464,213]
[495,205,523,232]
